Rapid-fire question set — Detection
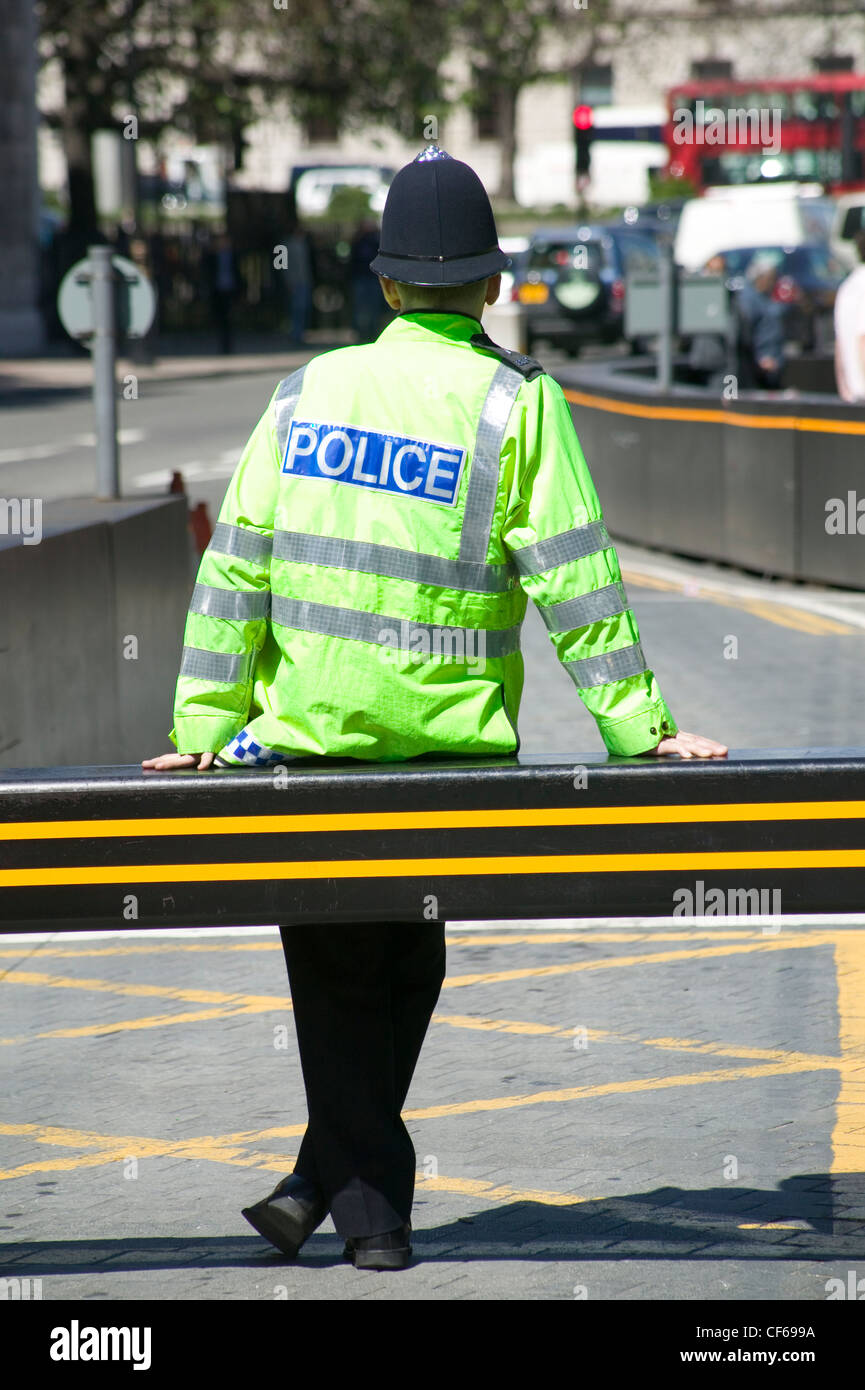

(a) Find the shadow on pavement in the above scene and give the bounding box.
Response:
[2,1174,861,1276]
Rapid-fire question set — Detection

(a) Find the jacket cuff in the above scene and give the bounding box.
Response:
[170,717,246,756]
[596,701,678,757]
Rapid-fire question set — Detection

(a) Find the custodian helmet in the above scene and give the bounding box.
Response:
[369,145,510,287]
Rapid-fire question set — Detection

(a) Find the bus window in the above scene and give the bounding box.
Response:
[792,90,819,121]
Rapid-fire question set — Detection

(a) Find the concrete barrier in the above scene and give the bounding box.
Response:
[0,494,192,767]
[562,360,865,587]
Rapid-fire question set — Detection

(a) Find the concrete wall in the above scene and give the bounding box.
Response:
[0,494,193,767]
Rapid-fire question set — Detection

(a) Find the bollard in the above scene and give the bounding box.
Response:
[88,244,120,500]
[657,241,675,393]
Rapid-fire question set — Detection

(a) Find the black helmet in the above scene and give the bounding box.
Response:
[370,146,509,286]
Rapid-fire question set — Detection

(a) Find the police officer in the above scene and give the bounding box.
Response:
[143,146,726,1272]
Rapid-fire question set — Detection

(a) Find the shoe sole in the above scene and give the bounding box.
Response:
[242,1199,320,1258]
[348,1243,413,1271]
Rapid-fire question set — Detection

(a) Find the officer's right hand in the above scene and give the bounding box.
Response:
[646,731,728,759]
[141,752,216,772]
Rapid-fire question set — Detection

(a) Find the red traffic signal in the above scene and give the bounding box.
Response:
[572,104,594,131]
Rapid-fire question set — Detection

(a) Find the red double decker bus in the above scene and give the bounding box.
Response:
[664,74,865,193]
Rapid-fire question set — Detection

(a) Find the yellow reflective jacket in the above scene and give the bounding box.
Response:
[170,311,677,763]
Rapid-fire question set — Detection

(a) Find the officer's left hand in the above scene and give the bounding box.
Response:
[647,731,727,758]
[141,752,216,772]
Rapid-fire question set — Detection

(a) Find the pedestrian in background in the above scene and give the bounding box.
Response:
[279,220,314,346]
[203,231,242,354]
[734,252,785,390]
[350,218,385,342]
[834,231,865,403]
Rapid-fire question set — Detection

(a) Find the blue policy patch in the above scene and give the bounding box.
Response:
[282,419,467,507]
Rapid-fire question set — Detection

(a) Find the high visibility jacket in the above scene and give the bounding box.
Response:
[170,311,677,763]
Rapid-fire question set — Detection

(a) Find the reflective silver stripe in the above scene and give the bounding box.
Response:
[274,364,309,459]
[272,530,517,593]
[459,363,524,564]
[510,520,610,577]
[539,581,629,633]
[208,522,272,564]
[189,583,270,621]
[271,595,521,659]
[179,646,247,684]
[563,642,648,689]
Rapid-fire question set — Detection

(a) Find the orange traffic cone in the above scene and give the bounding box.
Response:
[169,471,213,555]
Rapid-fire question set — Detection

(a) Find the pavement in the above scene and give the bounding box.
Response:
[1,917,863,1304]
[0,333,341,398]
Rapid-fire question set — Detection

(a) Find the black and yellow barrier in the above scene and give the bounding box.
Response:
[1,749,864,931]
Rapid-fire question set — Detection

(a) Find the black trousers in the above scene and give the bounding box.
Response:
[278,920,446,1238]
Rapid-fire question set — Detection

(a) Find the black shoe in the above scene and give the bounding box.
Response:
[242,1174,328,1258]
[344,1223,413,1271]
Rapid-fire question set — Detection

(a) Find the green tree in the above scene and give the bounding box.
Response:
[258,0,453,143]
[37,0,455,243]
[455,0,615,202]
[37,0,258,242]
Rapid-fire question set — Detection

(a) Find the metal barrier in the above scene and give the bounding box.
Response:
[1,749,864,932]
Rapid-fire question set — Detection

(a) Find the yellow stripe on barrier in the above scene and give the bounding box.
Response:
[563,385,865,435]
[2,848,865,889]
[1,800,864,841]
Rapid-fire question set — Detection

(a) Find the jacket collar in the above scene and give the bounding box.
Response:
[379,311,483,345]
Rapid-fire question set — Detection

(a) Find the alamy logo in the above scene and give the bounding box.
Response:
[0,497,42,545]
[377,619,486,670]
[825,1270,865,1299]
[49,1321,151,1371]
[672,101,781,155]
[673,881,782,919]
[825,492,865,534]
[0,1276,42,1299]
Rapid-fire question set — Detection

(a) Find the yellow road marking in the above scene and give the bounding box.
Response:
[0,1001,289,1046]
[403,1059,836,1121]
[3,800,865,842]
[442,933,837,989]
[0,1121,587,1206]
[0,968,288,1012]
[430,1013,840,1071]
[739,1222,810,1230]
[4,849,865,890]
[415,1173,587,1206]
[0,937,838,1047]
[0,929,796,962]
[622,567,855,636]
[831,930,865,1174]
[2,1051,826,1180]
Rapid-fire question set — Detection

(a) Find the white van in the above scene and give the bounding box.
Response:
[675,184,835,270]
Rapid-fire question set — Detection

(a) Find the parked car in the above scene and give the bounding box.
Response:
[514,224,660,355]
[718,243,847,351]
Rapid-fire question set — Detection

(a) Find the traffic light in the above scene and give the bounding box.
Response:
[573,104,594,177]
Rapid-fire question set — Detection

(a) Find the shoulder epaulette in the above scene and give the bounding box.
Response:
[469,331,546,381]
